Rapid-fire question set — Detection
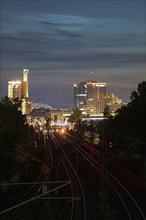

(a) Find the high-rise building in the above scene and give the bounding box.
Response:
[8,69,29,99]
[8,80,22,99]
[74,81,87,108]
[73,80,107,108]
[87,81,107,100]
[22,68,29,98]
[8,68,32,115]
[74,79,123,116]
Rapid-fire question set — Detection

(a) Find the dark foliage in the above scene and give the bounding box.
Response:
[98,82,146,157]
[0,96,34,181]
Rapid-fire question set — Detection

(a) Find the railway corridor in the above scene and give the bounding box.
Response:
[42,132,146,220]
[1,131,146,220]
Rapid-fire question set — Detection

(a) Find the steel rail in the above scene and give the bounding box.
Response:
[62,160,74,220]
[64,134,146,220]
[52,133,87,220]
[50,133,75,220]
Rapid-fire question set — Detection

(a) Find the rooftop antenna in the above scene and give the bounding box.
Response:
[91,72,93,81]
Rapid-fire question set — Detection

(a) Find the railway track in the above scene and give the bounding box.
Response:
[55,132,146,220]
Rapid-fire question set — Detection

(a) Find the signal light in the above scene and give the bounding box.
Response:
[109,141,112,148]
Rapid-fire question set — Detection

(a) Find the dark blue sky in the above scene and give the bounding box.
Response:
[1,0,145,107]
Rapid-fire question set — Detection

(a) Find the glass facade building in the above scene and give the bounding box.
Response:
[74,81,87,108]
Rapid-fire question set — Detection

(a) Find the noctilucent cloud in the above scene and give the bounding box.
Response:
[1,0,145,107]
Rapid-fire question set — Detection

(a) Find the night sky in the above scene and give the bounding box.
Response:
[1,0,145,107]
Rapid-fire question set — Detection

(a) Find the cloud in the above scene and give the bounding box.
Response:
[56,29,84,38]
[1,34,42,46]
[124,33,137,36]
[1,1,145,106]
[39,21,58,26]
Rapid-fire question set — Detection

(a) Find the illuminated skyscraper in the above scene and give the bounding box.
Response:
[8,69,29,99]
[8,80,22,99]
[87,81,107,100]
[73,80,122,116]
[74,81,87,108]
[22,68,29,98]
[21,68,32,114]
[74,80,107,108]
[8,68,32,115]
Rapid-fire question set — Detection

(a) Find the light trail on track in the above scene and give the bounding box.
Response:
[50,133,87,220]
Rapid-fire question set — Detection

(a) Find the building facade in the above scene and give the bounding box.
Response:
[8,80,22,99]
[21,98,32,115]
[8,69,32,115]
[83,99,106,116]
[87,81,107,100]
[74,81,87,108]
[73,80,107,109]
[22,68,29,98]
[74,80,123,116]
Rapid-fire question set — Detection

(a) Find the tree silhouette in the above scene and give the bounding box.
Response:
[0,96,34,182]
[99,81,146,157]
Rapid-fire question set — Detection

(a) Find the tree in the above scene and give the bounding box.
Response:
[68,108,83,123]
[114,81,146,148]
[0,96,34,182]
[68,108,84,133]
[98,81,146,156]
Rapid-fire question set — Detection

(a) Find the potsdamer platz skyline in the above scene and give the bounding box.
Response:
[7,68,123,118]
[74,81,123,117]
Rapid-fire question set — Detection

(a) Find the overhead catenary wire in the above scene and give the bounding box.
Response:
[0,181,71,215]
[0,167,46,220]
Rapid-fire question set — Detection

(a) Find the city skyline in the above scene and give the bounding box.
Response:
[1,0,145,107]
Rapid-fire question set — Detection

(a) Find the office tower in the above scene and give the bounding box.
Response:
[22,68,29,98]
[8,68,32,115]
[8,80,22,99]
[8,69,29,99]
[21,68,32,114]
[87,81,107,100]
[74,79,123,116]
[74,81,87,108]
